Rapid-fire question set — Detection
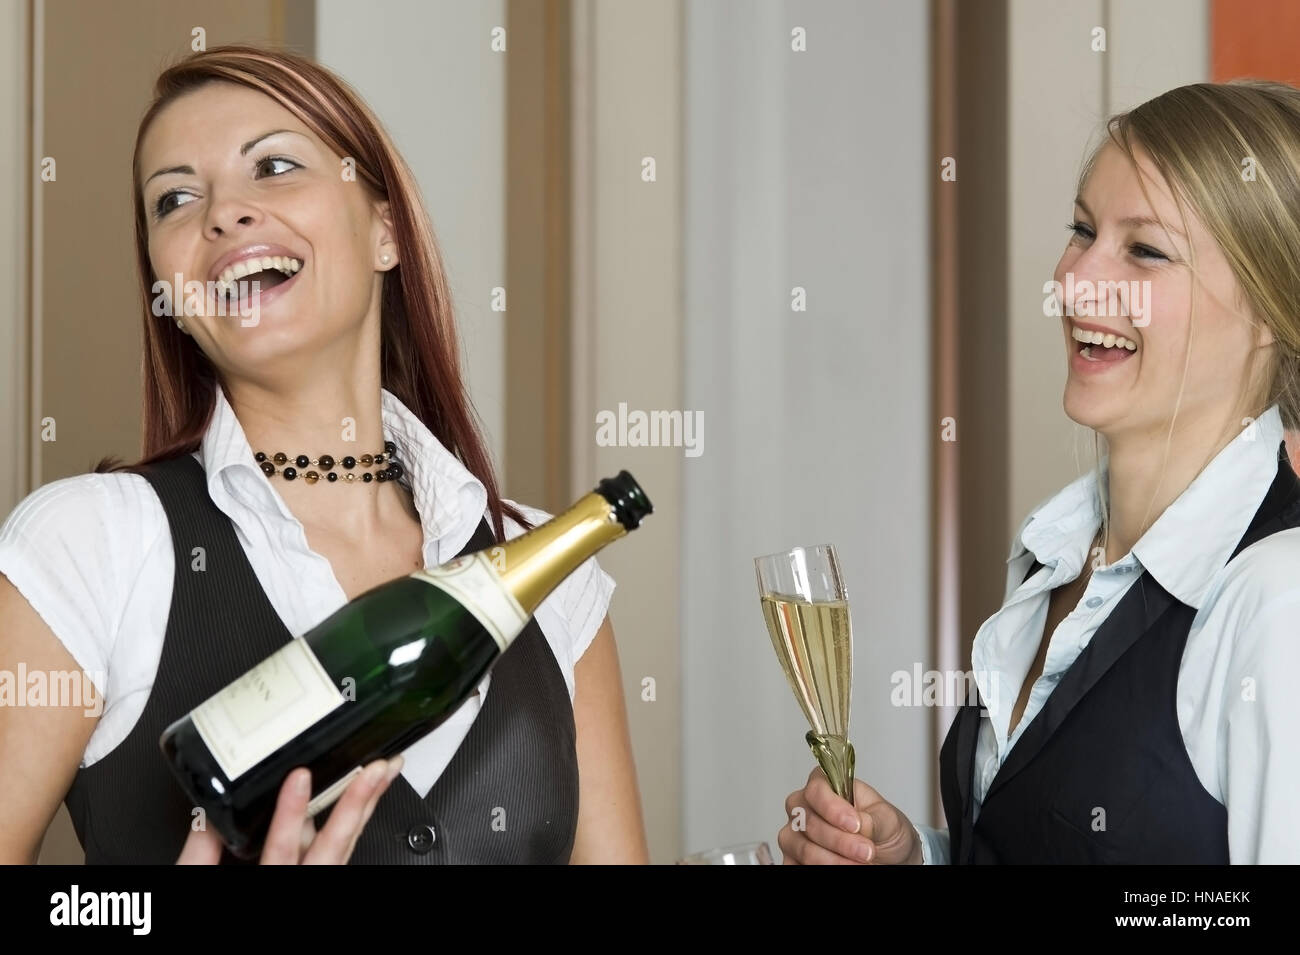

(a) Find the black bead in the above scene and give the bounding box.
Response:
[326,471,338,482]
[254,451,267,463]
[384,440,396,455]
[362,471,373,483]
[319,454,335,470]
[388,461,404,480]
[374,453,384,464]
[342,455,357,469]
[376,470,387,482]
[259,461,275,476]
[282,467,297,481]
[295,454,310,468]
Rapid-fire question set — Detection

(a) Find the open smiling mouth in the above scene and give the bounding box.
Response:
[1071,323,1138,365]
[214,257,302,310]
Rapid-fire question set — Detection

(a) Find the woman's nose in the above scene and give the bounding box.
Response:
[1064,275,1136,321]
[1060,248,1119,318]
[204,193,261,238]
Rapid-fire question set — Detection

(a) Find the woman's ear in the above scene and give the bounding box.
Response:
[1255,314,1276,349]
[373,199,398,269]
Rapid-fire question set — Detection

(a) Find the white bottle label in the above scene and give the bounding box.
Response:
[191,638,345,782]
[411,552,528,652]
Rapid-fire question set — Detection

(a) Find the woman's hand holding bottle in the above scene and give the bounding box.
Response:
[176,756,402,864]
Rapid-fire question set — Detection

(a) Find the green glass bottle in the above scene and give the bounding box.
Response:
[159,471,652,858]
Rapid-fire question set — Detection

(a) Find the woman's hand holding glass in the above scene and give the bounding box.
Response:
[778,767,923,865]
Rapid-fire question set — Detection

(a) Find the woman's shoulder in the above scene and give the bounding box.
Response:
[0,469,171,691]
[1,469,165,544]
[1213,526,1300,608]
[1199,527,1300,667]
[500,498,551,538]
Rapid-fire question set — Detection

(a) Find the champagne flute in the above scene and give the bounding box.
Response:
[676,841,775,865]
[755,545,855,806]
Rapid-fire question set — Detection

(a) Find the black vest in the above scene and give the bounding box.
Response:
[64,453,580,864]
[939,439,1300,864]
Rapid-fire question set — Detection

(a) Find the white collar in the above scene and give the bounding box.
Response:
[1012,405,1286,609]
[195,382,489,564]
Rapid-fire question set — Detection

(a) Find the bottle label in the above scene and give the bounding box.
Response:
[190,638,346,782]
[411,552,528,652]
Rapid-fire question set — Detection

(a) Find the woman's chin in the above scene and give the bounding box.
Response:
[1063,387,1116,433]
[209,324,313,372]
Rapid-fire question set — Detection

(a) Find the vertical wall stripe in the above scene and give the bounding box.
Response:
[0,0,33,514]
[30,0,43,493]
[929,0,959,828]
[569,0,596,503]
[929,0,1010,823]
[505,0,572,515]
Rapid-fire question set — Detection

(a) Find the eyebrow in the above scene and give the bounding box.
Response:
[1074,196,1187,239]
[142,129,304,188]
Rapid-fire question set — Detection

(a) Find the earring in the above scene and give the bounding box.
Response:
[380,252,392,266]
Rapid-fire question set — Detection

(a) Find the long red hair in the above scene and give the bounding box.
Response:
[95,44,524,541]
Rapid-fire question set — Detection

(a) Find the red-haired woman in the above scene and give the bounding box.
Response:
[0,45,647,865]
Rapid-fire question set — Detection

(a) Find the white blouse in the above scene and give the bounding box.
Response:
[0,384,615,800]
[916,404,1300,864]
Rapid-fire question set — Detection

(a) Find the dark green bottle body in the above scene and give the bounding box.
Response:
[159,469,653,860]
[160,574,501,859]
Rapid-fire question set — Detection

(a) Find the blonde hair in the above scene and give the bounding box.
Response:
[1075,80,1300,555]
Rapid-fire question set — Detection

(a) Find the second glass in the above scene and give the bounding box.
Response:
[755,544,856,805]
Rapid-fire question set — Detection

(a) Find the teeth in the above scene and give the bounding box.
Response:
[215,256,302,287]
[1071,324,1137,351]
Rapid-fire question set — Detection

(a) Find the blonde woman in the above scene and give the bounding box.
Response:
[780,80,1300,864]
[0,45,647,865]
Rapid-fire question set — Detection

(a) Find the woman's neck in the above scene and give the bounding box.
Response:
[1100,405,1243,564]
[223,376,413,542]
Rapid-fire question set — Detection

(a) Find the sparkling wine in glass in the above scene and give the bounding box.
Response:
[755,545,855,805]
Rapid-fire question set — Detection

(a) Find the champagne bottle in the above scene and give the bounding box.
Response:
[159,471,652,859]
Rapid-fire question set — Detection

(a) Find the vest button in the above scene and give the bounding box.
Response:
[407,824,436,854]
[1085,595,1102,608]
